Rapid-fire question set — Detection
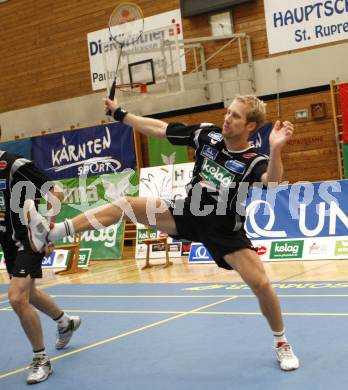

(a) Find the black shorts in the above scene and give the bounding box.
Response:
[167,198,256,270]
[1,237,44,279]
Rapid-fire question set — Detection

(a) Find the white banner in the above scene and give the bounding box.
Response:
[264,0,348,54]
[135,162,194,259]
[87,9,185,91]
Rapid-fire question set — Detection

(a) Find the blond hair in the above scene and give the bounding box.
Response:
[234,95,266,129]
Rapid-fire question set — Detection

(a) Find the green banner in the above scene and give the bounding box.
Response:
[42,171,139,260]
[343,143,348,178]
[147,137,188,166]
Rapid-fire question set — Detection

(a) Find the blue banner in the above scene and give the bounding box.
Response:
[245,180,348,240]
[248,122,272,156]
[0,138,32,160]
[32,122,135,180]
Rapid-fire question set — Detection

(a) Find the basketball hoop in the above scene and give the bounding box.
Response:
[116,83,147,94]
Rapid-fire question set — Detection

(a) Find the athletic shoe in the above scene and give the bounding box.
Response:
[23,199,50,253]
[274,342,300,371]
[26,356,53,384]
[56,316,81,350]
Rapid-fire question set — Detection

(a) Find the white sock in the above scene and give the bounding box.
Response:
[33,349,47,359]
[48,219,75,242]
[54,312,70,329]
[273,328,288,346]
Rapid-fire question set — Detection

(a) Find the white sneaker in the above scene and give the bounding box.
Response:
[274,342,300,371]
[56,316,81,350]
[23,199,50,253]
[26,356,53,384]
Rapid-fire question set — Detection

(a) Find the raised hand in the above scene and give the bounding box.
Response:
[269,120,294,150]
[104,96,119,116]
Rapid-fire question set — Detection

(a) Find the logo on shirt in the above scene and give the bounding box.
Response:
[242,153,257,159]
[224,160,246,174]
[208,131,224,142]
[0,211,5,222]
[200,159,235,188]
[0,192,5,212]
[201,145,218,160]
[0,161,7,170]
[0,180,6,190]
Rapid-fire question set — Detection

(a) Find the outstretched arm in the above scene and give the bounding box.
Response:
[104,97,168,138]
[261,120,294,186]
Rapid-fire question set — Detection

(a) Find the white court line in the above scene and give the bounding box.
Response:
[48,293,348,298]
[0,263,138,300]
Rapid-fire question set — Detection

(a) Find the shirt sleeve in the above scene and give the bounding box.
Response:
[166,122,203,148]
[249,159,268,184]
[12,161,53,199]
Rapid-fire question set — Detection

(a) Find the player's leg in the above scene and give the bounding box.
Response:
[24,196,178,252]
[223,248,299,371]
[29,283,81,350]
[8,276,53,384]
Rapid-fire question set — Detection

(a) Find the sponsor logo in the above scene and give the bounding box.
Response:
[42,253,56,266]
[189,243,213,262]
[335,240,348,256]
[308,242,327,255]
[78,249,91,266]
[270,240,304,259]
[224,159,246,174]
[137,229,157,242]
[210,139,218,145]
[181,242,191,255]
[200,159,235,188]
[256,245,267,256]
[201,145,218,160]
[0,180,6,190]
[152,243,166,252]
[208,131,224,142]
[243,153,257,159]
[0,161,7,170]
[169,243,180,252]
[49,127,122,175]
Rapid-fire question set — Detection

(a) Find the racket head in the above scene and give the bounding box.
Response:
[108,2,144,46]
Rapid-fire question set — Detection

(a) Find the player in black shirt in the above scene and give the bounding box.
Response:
[25,94,299,371]
[0,151,81,384]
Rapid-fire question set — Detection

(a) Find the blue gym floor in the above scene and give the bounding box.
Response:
[1,282,348,389]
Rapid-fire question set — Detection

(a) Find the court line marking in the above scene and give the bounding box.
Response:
[48,293,348,298]
[0,296,237,380]
[0,263,139,300]
[1,308,348,316]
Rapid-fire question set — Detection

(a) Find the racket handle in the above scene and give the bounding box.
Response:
[106,81,116,116]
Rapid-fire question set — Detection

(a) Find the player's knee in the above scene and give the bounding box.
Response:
[112,196,132,210]
[250,277,272,296]
[8,292,27,311]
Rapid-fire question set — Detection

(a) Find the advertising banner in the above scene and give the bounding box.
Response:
[189,180,348,263]
[0,138,32,160]
[248,122,272,156]
[87,9,185,91]
[339,83,348,142]
[343,143,348,178]
[147,137,188,167]
[32,122,135,180]
[135,163,194,259]
[264,0,348,54]
[0,248,90,270]
[49,171,138,260]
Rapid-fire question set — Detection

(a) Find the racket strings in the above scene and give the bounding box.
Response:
[109,3,144,45]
